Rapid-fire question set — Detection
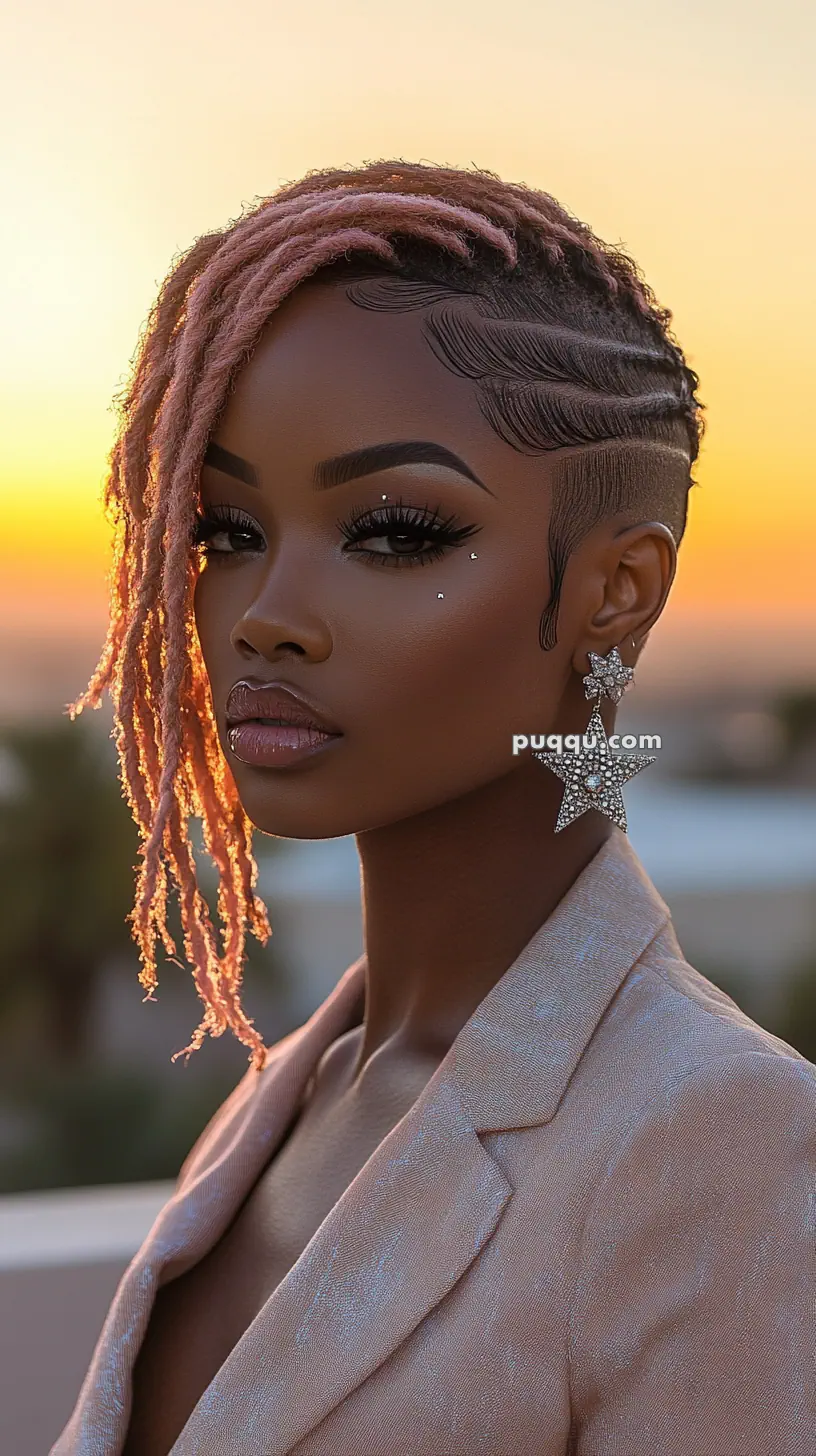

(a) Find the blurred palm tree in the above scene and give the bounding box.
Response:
[773,688,816,784]
[0,712,288,1065]
[0,710,294,1192]
[0,712,139,1068]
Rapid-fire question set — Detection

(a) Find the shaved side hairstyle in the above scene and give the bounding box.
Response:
[68,160,704,1068]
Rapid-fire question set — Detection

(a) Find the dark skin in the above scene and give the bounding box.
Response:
[122,279,676,1454]
[193,280,676,1084]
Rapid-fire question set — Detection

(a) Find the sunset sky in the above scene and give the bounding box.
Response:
[2,0,814,700]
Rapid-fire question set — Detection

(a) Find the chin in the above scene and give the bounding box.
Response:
[239,788,426,842]
[236,782,381,841]
[234,759,500,841]
[244,803,360,841]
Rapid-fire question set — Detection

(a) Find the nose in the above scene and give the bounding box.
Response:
[229,561,333,666]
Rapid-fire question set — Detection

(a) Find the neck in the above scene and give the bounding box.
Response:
[348,759,610,1085]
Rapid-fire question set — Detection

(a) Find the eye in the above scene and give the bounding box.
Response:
[337,499,480,569]
[190,505,264,559]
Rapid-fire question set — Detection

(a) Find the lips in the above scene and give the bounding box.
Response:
[225,681,342,737]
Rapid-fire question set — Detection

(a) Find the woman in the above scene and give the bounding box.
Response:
[54,161,814,1455]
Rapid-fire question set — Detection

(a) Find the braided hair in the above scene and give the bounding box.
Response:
[68,159,704,1068]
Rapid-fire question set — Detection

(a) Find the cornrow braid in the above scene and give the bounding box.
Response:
[333,232,702,648]
[66,159,703,1066]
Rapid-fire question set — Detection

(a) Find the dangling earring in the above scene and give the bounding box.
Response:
[534,642,656,833]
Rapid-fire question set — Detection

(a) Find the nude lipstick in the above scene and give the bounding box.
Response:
[225,681,343,768]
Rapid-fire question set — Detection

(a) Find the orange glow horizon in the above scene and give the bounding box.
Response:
[3,0,814,699]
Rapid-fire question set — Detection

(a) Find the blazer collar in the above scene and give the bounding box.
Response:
[56,828,671,1456]
[456,825,672,1131]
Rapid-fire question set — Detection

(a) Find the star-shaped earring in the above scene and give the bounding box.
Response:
[534,703,656,833]
[583,646,634,705]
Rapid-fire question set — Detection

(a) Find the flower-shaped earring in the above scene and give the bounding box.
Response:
[534,643,656,833]
[582,645,634,705]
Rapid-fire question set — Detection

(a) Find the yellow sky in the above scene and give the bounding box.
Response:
[2,0,814,684]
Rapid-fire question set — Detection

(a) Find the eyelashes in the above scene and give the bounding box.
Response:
[190,503,261,559]
[336,499,480,568]
[191,498,481,569]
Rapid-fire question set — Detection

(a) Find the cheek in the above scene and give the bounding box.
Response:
[347,566,559,769]
[192,579,216,681]
[193,566,238,659]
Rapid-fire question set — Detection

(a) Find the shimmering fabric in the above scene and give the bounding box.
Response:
[52,829,816,1455]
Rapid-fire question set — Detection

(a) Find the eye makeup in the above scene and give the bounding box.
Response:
[191,496,482,569]
[336,498,481,568]
[190,504,263,560]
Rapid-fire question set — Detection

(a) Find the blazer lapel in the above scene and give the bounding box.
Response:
[52,954,368,1456]
[55,828,672,1456]
[170,829,672,1456]
[172,1067,512,1455]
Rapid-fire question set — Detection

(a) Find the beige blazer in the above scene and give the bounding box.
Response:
[53,829,815,1455]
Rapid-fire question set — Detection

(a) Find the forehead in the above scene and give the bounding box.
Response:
[214,281,510,475]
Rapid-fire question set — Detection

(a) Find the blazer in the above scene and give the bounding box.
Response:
[53,828,816,1456]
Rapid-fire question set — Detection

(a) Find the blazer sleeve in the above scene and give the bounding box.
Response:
[568,1049,816,1456]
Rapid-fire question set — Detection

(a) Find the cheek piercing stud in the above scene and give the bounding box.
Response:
[437,593,444,599]
[469,552,478,559]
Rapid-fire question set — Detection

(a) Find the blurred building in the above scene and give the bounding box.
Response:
[250,790,816,1031]
[90,780,816,1055]
[625,780,816,1024]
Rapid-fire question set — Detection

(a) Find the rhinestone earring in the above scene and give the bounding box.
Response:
[582,644,633,705]
[534,643,656,833]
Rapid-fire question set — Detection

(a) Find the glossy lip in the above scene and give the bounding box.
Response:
[224,680,343,736]
[226,720,343,769]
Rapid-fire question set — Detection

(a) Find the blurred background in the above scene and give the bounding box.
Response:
[1,0,815,1449]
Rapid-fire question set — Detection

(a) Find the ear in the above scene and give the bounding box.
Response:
[572,520,676,676]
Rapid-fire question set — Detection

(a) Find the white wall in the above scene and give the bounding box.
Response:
[0,1182,173,1456]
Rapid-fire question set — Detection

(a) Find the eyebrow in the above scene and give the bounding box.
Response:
[203,439,493,495]
[203,441,259,486]
[314,441,493,494]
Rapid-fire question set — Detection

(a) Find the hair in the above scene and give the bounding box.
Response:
[67,159,704,1069]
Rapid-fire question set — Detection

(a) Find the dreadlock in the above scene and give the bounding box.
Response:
[66,159,704,1069]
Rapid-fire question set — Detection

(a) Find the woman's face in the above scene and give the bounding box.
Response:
[194,280,586,839]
